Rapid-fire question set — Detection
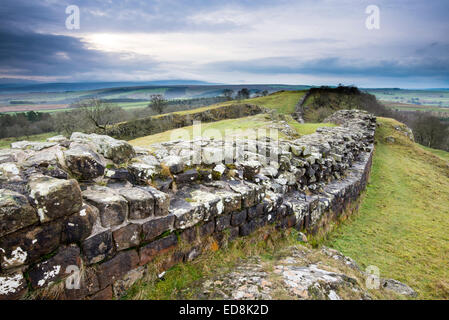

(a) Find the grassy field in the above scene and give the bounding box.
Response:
[0,132,57,149]
[323,117,449,299]
[367,89,449,108]
[129,114,335,147]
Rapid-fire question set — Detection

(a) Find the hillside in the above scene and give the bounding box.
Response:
[123,116,449,300]
[324,117,449,299]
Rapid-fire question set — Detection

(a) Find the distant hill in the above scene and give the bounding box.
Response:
[0,80,218,93]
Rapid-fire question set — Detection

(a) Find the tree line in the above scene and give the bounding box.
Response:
[307,86,449,151]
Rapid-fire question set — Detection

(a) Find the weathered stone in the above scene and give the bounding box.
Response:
[0,149,26,164]
[63,144,106,180]
[28,175,83,223]
[113,223,141,251]
[0,271,27,300]
[112,266,145,298]
[89,286,113,300]
[239,220,257,237]
[96,250,140,289]
[21,145,63,168]
[81,230,115,265]
[171,198,205,230]
[128,162,158,183]
[240,160,261,181]
[28,245,81,289]
[201,147,224,165]
[139,233,178,265]
[0,189,38,238]
[231,210,247,226]
[0,221,62,269]
[82,186,128,228]
[104,168,132,181]
[118,187,154,220]
[61,204,97,244]
[180,227,197,243]
[175,169,199,184]
[61,267,100,300]
[70,132,135,163]
[217,191,241,214]
[200,220,215,237]
[162,155,184,174]
[215,214,231,232]
[139,186,169,216]
[381,279,417,297]
[141,215,174,242]
[11,140,56,151]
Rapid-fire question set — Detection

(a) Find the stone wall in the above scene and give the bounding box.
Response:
[0,109,376,300]
[105,103,265,140]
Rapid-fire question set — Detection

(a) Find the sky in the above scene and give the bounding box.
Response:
[0,0,448,88]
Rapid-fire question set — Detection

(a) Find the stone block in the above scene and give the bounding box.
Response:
[81,230,115,265]
[231,210,247,226]
[28,244,81,289]
[63,144,106,180]
[96,250,139,289]
[200,220,215,237]
[28,175,83,223]
[141,215,174,242]
[215,214,231,232]
[0,221,62,269]
[61,204,97,244]
[140,186,169,216]
[113,223,141,251]
[118,187,154,220]
[0,271,27,300]
[82,186,128,228]
[139,234,178,266]
[0,189,38,238]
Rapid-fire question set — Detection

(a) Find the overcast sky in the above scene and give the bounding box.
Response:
[1,0,448,88]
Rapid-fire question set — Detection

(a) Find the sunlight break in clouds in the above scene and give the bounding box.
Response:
[0,0,448,87]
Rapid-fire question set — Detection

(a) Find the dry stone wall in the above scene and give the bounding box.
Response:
[0,109,376,300]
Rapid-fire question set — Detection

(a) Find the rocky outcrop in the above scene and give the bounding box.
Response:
[188,245,414,300]
[0,109,376,300]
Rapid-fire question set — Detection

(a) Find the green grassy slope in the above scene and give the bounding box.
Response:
[129,114,335,147]
[0,132,57,149]
[324,117,449,299]
[186,90,306,115]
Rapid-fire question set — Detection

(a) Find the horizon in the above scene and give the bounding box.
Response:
[1,1,449,88]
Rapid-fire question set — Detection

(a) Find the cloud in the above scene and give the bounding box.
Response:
[0,0,448,87]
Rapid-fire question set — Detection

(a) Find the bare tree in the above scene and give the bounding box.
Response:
[223,89,234,100]
[236,88,250,100]
[148,94,167,114]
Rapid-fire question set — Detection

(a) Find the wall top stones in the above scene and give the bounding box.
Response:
[0,109,376,300]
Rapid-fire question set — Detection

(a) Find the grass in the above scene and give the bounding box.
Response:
[323,117,449,299]
[0,132,57,149]
[160,90,307,117]
[288,121,336,135]
[123,227,301,300]
[420,145,449,163]
[129,114,335,147]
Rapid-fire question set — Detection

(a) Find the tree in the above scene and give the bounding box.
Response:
[148,94,167,114]
[236,88,250,100]
[223,89,234,100]
[66,98,126,134]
